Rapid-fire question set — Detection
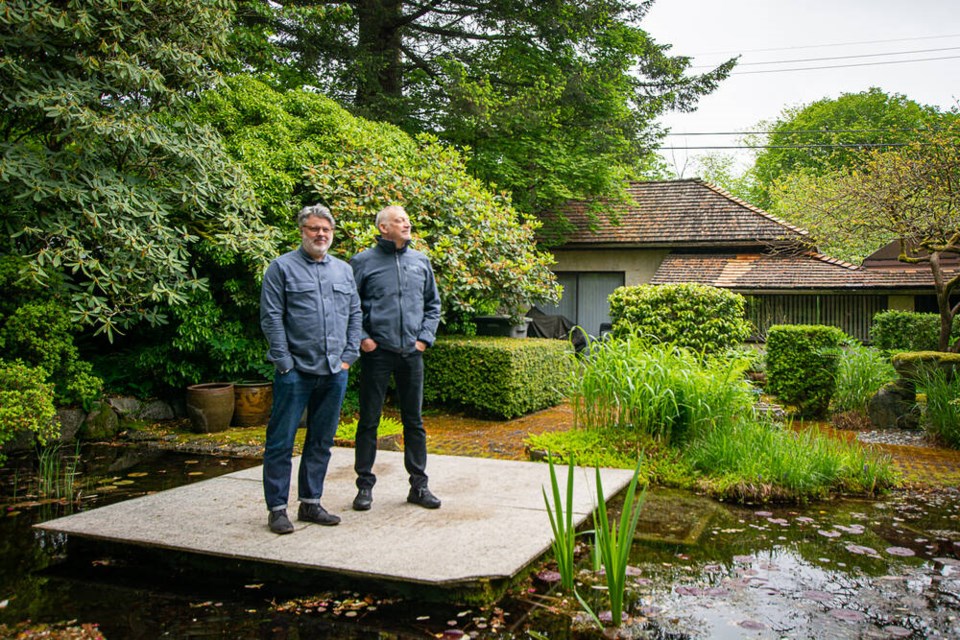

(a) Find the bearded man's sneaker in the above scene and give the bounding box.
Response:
[298,503,341,526]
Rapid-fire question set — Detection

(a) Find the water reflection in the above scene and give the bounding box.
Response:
[1,446,958,639]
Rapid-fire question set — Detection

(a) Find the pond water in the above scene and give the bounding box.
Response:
[1,444,959,639]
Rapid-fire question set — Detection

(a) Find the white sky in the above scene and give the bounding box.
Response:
[642,0,960,176]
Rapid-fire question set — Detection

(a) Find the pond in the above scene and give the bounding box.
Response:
[1,443,959,639]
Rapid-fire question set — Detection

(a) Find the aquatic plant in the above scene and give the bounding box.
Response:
[585,460,644,628]
[542,453,578,591]
[36,440,81,501]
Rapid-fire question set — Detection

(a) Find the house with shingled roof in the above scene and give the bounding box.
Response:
[538,178,957,341]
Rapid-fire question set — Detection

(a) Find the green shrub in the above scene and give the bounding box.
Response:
[609,283,752,355]
[0,301,102,408]
[134,288,272,392]
[570,335,755,444]
[0,361,59,464]
[871,310,960,352]
[424,337,571,418]
[891,351,960,381]
[765,324,848,419]
[833,342,897,413]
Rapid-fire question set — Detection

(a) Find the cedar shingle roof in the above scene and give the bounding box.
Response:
[548,179,808,248]
[651,252,958,290]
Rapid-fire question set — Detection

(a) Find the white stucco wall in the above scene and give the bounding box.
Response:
[548,249,669,285]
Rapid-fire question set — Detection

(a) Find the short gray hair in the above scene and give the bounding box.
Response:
[298,204,335,228]
[375,204,406,229]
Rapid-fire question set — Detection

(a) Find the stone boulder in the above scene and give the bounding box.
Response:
[868,381,920,430]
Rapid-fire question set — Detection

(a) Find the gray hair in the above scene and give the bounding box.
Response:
[375,204,406,228]
[298,204,335,228]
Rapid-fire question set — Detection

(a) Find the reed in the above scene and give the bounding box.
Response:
[588,460,644,627]
[570,336,754,445]
[917,366,960,447]
[833,342,896,413]
[684,417,897,499]
[36,440,81,501]
[542,453,578,591]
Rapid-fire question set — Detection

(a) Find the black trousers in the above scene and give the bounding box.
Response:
[354,348,428,490]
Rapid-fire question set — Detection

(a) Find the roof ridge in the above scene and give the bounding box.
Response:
[802,250,861,270]
[688,179,811,239]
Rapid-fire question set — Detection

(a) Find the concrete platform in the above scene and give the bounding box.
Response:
[36,448,635,601]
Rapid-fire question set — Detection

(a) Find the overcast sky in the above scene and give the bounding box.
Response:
[642,0,960,175]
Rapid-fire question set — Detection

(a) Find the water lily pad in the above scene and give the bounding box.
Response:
[882,625,913,638]
[817,529,841,538]
[738,619,766,629]
[754,510,773,517]
[536,569,562,583]
[127,472,149,477]
[114,479,135,486]
[829,609,865,622]
[885,546,916,557]
[845,544,879,556]
[800,589,835,602]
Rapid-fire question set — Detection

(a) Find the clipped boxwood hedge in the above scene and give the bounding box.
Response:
[871,310,960,352]
[424,336,572,418]
[765,324,848,419]
[609,283,752,354]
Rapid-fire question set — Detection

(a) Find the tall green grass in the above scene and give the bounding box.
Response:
[832,342,897,413]
[917,366,960,448]
[542,453,578,591]
[683,418,898,501]
[570,336,754,444]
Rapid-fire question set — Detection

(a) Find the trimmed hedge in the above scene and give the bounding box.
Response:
[609,283,752,354]
[765,324,848,419]
[871,310,960,352]
[891,351,960,380]
[424,336,572,418]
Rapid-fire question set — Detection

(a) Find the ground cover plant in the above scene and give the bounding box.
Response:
[531,335,898,503]
[915,366,960,448]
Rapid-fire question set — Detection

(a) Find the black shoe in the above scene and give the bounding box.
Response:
[268,509,295,534]
[353,488,373,511]
[407,486,441,509]
[298,503,341,526]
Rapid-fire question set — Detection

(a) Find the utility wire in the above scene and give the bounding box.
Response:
[731,54,960,74]
[664,129,932,136]
[689,33,960,56]
[660,142,933,151]
[691,46,960,69]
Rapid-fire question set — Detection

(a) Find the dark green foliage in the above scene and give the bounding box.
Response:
[134,289,272,391]
[0,361,59,464]
[0,0,277,340]
[424,337,572,419]
[195,76,560,328]
[765,325,848,419]
[871,310,960,352]
[0,258,102,408]
[609,283,752,355]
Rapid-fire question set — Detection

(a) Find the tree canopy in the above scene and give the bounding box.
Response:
[775,121,960,351]
[751,88,947,209]
[194,75,560,328]
[0,0,277,340]
[228,0,734,221]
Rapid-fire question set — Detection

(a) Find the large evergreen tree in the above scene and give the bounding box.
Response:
[228,1,733,221]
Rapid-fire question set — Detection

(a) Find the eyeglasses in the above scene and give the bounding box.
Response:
[302,225,333,235]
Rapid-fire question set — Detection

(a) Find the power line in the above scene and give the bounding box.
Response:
[665,129,931,136]
[731,54,960,75]
[659,142,926,151]
[691,46,960,69]
[688,33,960,57]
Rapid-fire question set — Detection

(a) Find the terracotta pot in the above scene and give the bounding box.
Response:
[185,382,235,433]
[233,380,273,427]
